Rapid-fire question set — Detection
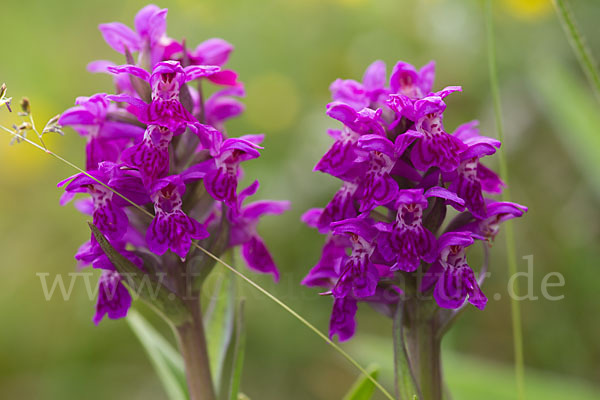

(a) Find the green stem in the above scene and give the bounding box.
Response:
[393,303,420,400]
[176,298,217,400]
[404,297,442,400]
[484,1,525,399]
[552,0,600,101]
[415,314,441,400]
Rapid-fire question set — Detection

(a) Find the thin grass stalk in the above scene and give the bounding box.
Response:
[552,0,600,101]
[484,1,525,399]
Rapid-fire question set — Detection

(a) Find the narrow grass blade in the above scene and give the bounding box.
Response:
[393,303,420,400]
[484,1,525,399]
[204,267,237,387]
[552,0,600,101]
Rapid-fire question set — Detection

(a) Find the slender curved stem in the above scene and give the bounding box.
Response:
[484,2,525,399]
[176,298,216,400]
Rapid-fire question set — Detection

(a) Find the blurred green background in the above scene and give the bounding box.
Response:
[1,0,600,398]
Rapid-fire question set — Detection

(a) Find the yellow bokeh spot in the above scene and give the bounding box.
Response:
[245,73,300,133]
[503,0,552,20]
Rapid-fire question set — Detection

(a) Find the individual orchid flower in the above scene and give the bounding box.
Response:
[300,229,401,342]
[107,60,221,132]
[389,60,436,99]
[227,180,290,281]
[423,232,487,310]
[354,134,399,212]
[389,93,466,172]
[146,175,209,259]
[301,234,350,288]
[122,124,173,182]
[315,103,385,179]
[462,201,528,243]
[446,121,505,218]
[330,218,381,299]
[204,86,245,130]
[94,270,133,325]
[376,188,457,272]
[58,162,148,241]
[74,239,143,325]
[58,93,144,169]
[186,134,263,209]
[302,180,360,234]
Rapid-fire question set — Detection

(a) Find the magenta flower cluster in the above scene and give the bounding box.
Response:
[58,5,289,324]
[302,61,527,341]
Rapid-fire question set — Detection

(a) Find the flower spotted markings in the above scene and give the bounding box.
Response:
[123,125,173,182]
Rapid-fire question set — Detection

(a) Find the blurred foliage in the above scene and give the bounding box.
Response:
[1,0,600,399]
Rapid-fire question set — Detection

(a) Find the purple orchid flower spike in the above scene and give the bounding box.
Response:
[107,61,221,132]
[147,175,209,259]
[331,218,381,299]
[59,93,144,170]
[423,232,487,310]
[330,60,389,110]
[58,162,148,241]
[59,6,288,334]
[228,180,290,281]
[389,60,436,99]
[99,4,168,67]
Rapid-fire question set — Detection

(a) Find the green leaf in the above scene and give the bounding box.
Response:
[223,300,246,400]
[393,304,420,400]
[88,223,191,326]
[204,266,237,389]
[342,364,380,400]
[127,309,189,400]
